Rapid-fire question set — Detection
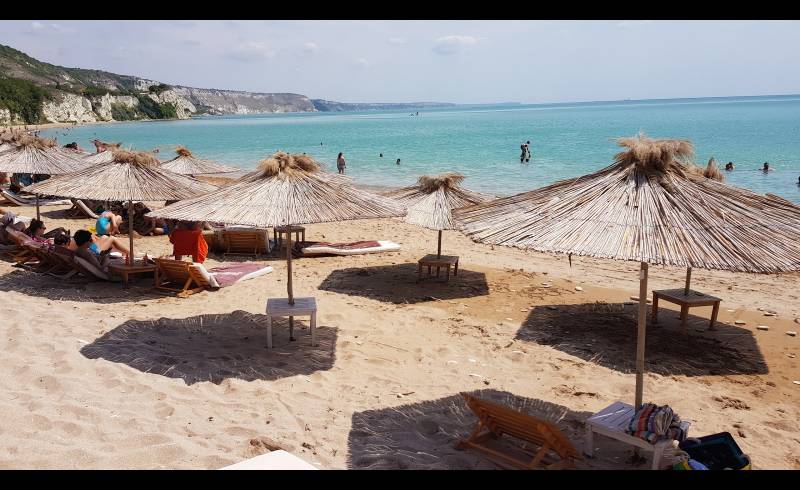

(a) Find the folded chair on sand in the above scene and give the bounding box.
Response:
[220,450,318,470]
[153,256,273,298]
[456,393,581,470]
[299,240,401,256]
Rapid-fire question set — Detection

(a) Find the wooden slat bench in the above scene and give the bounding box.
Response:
[265,297,317,349]
[583,401,691,470]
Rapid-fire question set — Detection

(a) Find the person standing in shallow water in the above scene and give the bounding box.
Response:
[396,158,401,165]
[337,153,346,174]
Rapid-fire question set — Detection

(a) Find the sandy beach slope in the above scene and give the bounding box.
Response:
[0,202,798,469]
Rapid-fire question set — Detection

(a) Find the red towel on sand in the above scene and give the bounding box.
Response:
[170,229,208,264]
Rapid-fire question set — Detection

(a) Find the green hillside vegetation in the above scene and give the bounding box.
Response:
[0,77,52,124]
[0,44,183,122]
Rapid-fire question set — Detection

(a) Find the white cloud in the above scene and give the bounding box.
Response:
[353,57,370,69]
[387,37,407,45]
[225,41,275,61]
[302,42,319,55]
[432,35,482,55]
[31,22,44,30]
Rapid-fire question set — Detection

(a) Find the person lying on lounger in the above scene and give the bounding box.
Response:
[24,219,68,243]
[69,229,131,258]
[74,229,113,273]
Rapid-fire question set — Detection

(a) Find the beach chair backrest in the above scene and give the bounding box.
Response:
[224,230,261,255]
[7,229,30,247]
[75,199,99,219]
[462,394,579,459]
[155,257,193,283]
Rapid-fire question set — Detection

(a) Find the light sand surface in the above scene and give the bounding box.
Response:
[0,202,798,469]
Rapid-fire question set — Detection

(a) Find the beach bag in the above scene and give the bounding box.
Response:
[678,432,751,470]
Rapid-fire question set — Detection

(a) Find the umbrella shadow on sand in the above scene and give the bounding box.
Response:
[346,389,632,470]
[318,263,489,304]
[0,268,164,304]
[80,310,337,385]
[515,302,768,376]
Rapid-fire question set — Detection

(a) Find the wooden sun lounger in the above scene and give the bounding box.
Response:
[69,199,99,219]
[2,229,37,265]
[222,229,268,257]
[456,393,581,470]
[153,257,215,298]
[1,190,71,207]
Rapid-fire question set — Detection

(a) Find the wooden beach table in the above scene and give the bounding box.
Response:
[274,225,305,250]
[417,254,459,281]
[265,297,317,349]
[108,261,156,288]
[584,401,691,470]
[651,288,721,333]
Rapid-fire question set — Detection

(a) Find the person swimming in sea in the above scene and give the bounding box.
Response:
[396,158,401,165]
[762,161,772,172]
[379,153,383,158]
[725,162,734,171]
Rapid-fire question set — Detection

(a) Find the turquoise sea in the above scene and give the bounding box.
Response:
[41,95,800,203]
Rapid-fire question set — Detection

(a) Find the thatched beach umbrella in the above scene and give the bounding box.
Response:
[384,172,491,258]
[0,134,88,219]
[26,149,217,265]
[159,147,239,176]
[83,150,117,165]
[455,134,800,409]
[148,151,406,311]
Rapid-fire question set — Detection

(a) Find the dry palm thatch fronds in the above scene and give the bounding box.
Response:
[0,134,88,174]
[159,146,239,175]
[148,151,405,228]
[455,134,800,273]
[83,149,116,165]
[384,172,492,230]
[703,157,724,182]
[25,149,217,202]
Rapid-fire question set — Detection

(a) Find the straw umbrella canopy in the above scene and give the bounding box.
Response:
[159,147,239,176]
[455,134,800,408]
[147,151,406,307]
[26,149,218,265]
[383,172,491,258]
[0,134,89,219]
[83,149,117,165]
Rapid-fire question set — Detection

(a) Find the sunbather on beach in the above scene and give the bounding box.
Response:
[68,229,130,258]
[96,211,123,236]
[73,230,113,273]
[24,219,68,242]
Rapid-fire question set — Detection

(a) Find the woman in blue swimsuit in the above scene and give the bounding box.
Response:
[95,211,122,236]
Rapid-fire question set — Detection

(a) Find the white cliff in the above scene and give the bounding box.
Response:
[41,92,98,123]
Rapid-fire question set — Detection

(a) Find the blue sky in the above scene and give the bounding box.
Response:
[1,20,799,104]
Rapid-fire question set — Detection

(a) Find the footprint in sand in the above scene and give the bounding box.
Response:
[154,404,175,419]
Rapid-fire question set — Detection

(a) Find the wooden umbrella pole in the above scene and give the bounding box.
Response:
[437,229,442,258]
[684,267,692,296]
[35,194,40,221]
[127,200,134,265]
[635,261,648,409]
[286,225,295,341]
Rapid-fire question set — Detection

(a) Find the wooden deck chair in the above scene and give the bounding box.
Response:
[3,229,36,264]
[153,257,214,298]
[69,199,99,219]
[456,393,581,470]
[223,230,264,258]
